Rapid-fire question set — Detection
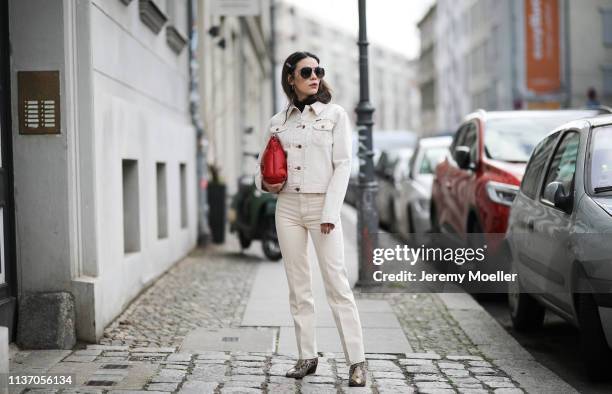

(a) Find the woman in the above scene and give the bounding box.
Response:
[254,51,367,387]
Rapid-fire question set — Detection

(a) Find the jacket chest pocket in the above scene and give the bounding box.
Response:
[270,124,290,152]
[311,119,335,146]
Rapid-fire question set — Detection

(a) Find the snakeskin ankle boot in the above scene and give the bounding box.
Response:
[349,361,367,387]
[285,358,318,379]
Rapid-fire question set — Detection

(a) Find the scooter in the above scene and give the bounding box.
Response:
[229,174,282,261]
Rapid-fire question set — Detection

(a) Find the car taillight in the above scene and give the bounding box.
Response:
[486,181,520,206]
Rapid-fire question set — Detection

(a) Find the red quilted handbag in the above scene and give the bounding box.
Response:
[261,135,287,185]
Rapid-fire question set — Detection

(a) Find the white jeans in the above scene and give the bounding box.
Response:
[275,192,366,366]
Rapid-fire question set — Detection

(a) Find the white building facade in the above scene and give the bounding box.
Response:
[434,0,515,132]
[2,0,198,344]
[418,4,438,135]
[430,0,612,132]
[198,0,274,197]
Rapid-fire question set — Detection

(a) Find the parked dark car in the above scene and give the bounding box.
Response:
[393,136,452,240]
[346,130,416,206]
[506,115,612,379]
[375,147,415,230]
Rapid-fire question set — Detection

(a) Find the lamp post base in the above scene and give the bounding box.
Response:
[356,181,379,287]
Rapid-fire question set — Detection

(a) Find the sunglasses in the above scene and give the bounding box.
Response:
[297,66,325,79]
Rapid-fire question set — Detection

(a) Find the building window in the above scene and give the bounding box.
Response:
[420,80,435,110]
[180,163,188,229]
[487,84,497,110]
[602,8,612,46]
[165,0,187,54]
[122,159,141,253]
[139,0,167,34]
[156,162,168,239]
[603,65,612,96]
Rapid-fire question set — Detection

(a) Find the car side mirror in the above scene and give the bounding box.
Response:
[454,146,472,170]
[543,181,573,212]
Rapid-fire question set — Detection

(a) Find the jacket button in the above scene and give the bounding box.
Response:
[302,125,305,129]
[295,187,300,192]
[296,166,301,170]
[297,144,302,148]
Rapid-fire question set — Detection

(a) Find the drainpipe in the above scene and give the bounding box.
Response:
[188,0,211,245]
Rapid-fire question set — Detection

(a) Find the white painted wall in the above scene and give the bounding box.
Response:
[9,0,73,295]
[9,0,197,342]
[89,0,197,340]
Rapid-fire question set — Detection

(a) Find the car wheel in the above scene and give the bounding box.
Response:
[389,200,397,233]
[262,216,282,261]
[468,218,485,247]
[577,294,612,380]
[430,204,440,233]
[467,218,504,298]
[406,204,415,235]
[508,274,545,331]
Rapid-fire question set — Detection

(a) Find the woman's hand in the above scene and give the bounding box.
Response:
[320,223,335,234]
[262,180,285,193]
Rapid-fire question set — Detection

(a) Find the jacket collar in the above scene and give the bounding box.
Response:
[310,101,326,115]
[288,100,327,117]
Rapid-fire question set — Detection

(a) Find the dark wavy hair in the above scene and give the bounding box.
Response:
[281,51,332,121]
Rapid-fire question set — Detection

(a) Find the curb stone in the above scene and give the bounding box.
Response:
[437,293,578,394]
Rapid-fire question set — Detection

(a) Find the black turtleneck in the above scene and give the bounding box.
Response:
[295,95,317,113]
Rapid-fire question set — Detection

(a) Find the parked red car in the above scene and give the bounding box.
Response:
[430,109,602,250]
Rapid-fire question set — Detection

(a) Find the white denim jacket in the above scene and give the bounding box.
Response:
[254,101,353,226]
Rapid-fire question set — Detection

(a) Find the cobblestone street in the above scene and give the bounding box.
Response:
[8,209,575,394]
[99,245,258,349]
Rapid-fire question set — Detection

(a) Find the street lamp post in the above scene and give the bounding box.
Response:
[355,0,379,287]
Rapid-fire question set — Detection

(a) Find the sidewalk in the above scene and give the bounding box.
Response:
[7,205,577,393]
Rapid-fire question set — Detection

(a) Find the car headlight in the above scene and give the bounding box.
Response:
[486,181,519,206]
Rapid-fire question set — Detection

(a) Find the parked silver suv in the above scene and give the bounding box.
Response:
[506,114,612,379]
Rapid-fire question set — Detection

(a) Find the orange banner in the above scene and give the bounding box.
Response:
[525,0,561,94]
[526,101,561,110]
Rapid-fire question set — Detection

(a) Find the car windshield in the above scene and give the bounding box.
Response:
[590,125,612,193]
[485,112,597,162]
[419,147,448,175]
[385,148,414,174]
[387,148,414,163]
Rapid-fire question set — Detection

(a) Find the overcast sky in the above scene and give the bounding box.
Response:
[281,0,435,59]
